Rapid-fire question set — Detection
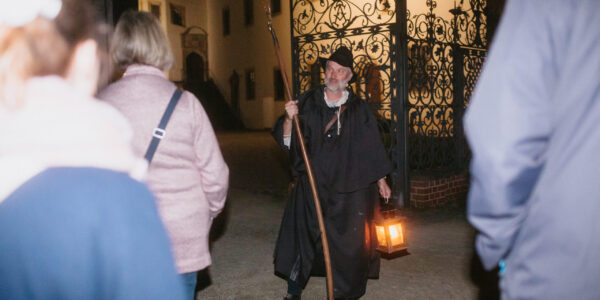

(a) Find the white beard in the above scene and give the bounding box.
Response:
[324,78,348,92]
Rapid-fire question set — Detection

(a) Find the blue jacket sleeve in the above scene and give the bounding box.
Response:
[463,0,568,270]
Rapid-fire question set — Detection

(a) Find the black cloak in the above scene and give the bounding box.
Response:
[272,86,392,299]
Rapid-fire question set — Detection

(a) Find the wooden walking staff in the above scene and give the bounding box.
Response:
[265,4,334,300]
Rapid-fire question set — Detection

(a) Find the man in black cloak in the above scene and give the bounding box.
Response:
[272,46,392,300]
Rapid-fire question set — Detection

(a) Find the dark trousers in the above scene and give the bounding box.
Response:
[287,279,303,295]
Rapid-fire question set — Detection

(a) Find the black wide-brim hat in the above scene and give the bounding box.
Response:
[319,46,356,83]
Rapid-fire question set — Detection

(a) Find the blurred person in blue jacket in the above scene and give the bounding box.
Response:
[465,0,600,299]
[0,0,185,299]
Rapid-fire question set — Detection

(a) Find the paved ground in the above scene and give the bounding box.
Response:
[196,131,498,300]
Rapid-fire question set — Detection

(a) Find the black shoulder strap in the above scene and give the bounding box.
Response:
[144,89,183,163]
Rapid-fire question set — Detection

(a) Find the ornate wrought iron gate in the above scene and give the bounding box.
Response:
[407,0,487,177]
[290,0,489,206]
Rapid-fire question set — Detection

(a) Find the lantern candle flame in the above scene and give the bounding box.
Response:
[374,210,407,254]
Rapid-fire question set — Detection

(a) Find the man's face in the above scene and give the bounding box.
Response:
[324,60,352,92]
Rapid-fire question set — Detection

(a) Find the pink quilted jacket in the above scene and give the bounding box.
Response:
[98,64,229,273]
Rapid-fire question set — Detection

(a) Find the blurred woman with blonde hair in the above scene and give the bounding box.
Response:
[99,11,229,300]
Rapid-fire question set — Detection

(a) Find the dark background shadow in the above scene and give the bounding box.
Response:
[469,247,500,300]
[196,197,232,293]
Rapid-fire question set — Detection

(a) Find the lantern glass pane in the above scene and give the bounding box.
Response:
[375,225,387,247]
[388,223,404,246]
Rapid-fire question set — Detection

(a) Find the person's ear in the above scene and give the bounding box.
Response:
[65,39,99,96]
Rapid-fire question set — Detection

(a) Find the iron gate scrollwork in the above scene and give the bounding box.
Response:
[290,0,489,205]
[406,0,487,176]
[292,0,397,120]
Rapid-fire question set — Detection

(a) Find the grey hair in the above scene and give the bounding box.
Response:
[110,11,173,71]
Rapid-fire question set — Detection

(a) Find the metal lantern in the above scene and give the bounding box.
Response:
[374,209,407,254]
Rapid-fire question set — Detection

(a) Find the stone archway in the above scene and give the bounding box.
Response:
[181,26,208,84]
